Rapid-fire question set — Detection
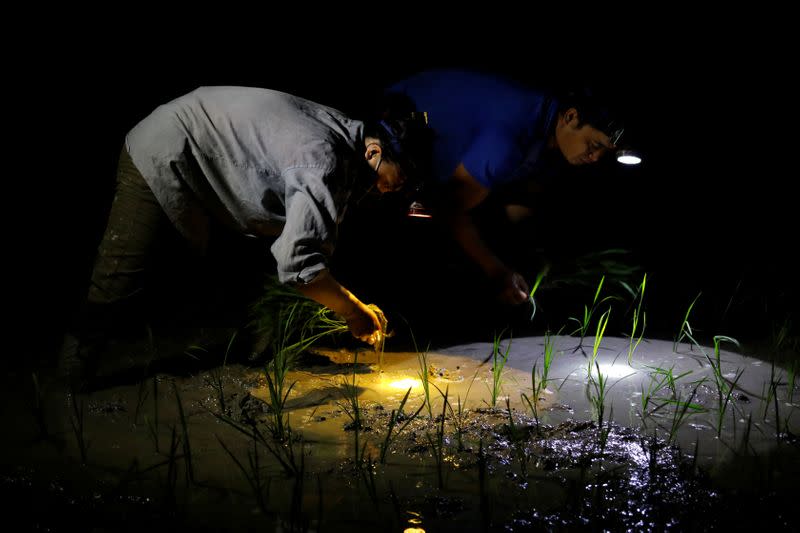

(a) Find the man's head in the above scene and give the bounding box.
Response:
[363,113,434,194]
[553,88,624,166]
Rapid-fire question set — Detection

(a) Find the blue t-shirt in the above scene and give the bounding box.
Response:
[387,69,559,189]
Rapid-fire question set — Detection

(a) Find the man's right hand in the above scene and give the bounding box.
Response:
[494,269,530,305]
[344,301,383,345]
[294,269,384,346]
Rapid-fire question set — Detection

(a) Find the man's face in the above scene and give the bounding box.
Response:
[365,141,408,194]
[556,109,615,165]
[376,159,407,193]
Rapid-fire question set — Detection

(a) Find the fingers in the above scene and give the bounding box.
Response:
[366,330,386,346]
[347,304,383,345]
[511,272,530,295]
[367,304,387,329]
[507,288,528,305]
[498,272,529,305]
[346,303,389,347]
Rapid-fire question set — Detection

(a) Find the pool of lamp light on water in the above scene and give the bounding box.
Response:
[269,336,795,451]
[3,335,798,530]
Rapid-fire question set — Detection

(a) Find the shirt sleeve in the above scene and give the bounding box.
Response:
[270,165,340,284]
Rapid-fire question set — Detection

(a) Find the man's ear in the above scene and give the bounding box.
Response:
[364,141,383,162]
[563,107,580,125]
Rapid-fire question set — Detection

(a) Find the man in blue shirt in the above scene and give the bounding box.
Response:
[386,69,622,305]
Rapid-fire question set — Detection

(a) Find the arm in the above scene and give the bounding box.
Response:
[295,270,382,344]
[441,163,529,304]
[271,167,384,344]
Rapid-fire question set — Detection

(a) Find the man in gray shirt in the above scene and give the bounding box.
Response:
[64,86,431,382]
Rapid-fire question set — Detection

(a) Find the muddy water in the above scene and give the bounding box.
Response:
[1,336,798,531]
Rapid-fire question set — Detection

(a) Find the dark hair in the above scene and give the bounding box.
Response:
[364,92,435,188]
[558,87,625,145]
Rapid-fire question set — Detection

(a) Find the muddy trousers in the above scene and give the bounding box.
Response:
[70,148,168,343]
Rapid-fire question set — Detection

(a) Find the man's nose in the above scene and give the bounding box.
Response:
[587,148,606,162]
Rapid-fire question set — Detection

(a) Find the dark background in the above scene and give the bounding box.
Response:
[11,18,796,366]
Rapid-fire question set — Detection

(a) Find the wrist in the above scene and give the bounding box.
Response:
[339,293,367,320]
[484,262,511,281]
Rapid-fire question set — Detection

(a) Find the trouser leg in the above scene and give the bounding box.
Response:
[60,147,166,383]
[87,147,165,310]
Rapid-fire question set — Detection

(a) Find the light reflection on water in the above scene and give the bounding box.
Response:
[6,337,798,531]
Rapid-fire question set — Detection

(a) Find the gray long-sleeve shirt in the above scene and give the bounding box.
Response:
[125,86,365,284]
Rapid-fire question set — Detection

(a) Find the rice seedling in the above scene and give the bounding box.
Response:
[314,474,325,531]
[133,373,149,427]
[145,375,160,453]
[262,302,308,441]
[205,303,314,476]
[379,386,424,463]
[770,317,791,352]
[764,360,783,442]
[788,360,798,404]
[211,404,304,476]
[339,351,367,468]
[586,361,609,427]
[626,273,647,364]
[708,335,743,438]
[405,325,434,418]
[172,381,195,485]
[640,371,669,416]
[554,248,641,294]
[664,327,743,439]
[187,331,237,416]
[216,434,271,516]
[690,435,701,475]
[68,391,89,465]
[437,368,479,451]
[770,317,797,404]
[477,438,493,531]
[569,275,616,353]
[599,406,614,453]
[528,265,549,321]
[520,363,542,426]
[662,366,694,398]
[781,408,797,441]
[487,330,512,408]
[542,330,558,383]
[738,413,755,456]
[360,454,380,508]
[164,425,180,510]
[521,331,559,426]
[425,385,448,489]
[248,276,348,362]
[673,292,701,352]
[642,364,694,404]
[416,344,434,419]
[587,356,636,436]
[449,392,469,451]
[288,450,309,530]
[588,309,611,377]
[30,372,49,440]
[667,382,706,444]
[763,367,777,422]
[504,397,530,477]
[639,365,700,435]
[263,371,295,443]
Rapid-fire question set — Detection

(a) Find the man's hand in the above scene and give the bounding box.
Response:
[294,270,386,346]
[343,301,383,345]
[494,269,530,305]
